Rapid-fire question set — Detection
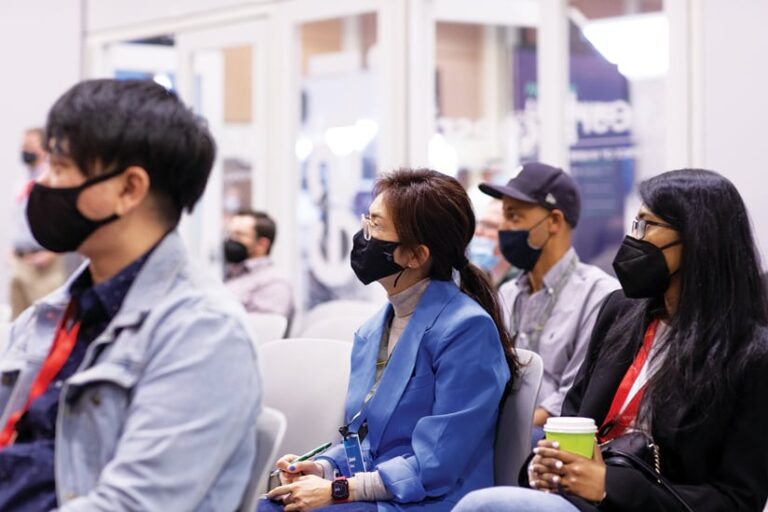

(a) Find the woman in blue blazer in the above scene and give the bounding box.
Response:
[263,169,516,511]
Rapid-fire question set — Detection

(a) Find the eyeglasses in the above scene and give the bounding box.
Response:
[361,214,386,241]
[631,218,676,240]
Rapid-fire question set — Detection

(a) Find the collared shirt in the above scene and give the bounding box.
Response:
[0,251,151,511]
[225,256,294,319]
[499,247,619,415]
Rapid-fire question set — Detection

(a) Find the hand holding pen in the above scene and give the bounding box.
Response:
[270,442,332,485]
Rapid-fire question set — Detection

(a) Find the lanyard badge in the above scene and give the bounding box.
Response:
[341,432,367,475]
[339,423,367,475]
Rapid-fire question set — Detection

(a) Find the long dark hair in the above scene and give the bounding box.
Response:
[375,168,519,377]
[607,169,768,429]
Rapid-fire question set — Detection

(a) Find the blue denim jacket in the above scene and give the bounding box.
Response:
[0,231,262,511]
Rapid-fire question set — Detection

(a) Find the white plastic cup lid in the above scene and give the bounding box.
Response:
[543,417,597,434]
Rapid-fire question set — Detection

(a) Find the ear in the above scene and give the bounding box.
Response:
[255,237,272,256]
[548,209,566,234]
[407,244,431,269]
[114,166,151,216]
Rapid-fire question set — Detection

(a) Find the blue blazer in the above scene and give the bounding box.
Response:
[319,280,510,511]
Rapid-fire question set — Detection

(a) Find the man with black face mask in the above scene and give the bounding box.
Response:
[479,162,618,440]
[223,209,294,320]
[0,80,260,511]
[9,127,66,320]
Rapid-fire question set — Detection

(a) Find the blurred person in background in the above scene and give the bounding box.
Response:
[9,127,66,319]
[468,199,520,289]
[480,162,618,441]
[224,209,294,321]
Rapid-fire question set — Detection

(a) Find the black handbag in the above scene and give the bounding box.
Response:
[600,431,693,512]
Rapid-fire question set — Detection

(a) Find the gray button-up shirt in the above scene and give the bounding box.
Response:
[500,247,619,415]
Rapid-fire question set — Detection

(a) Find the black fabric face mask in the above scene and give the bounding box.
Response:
[612,236,681,299]
[223,239,249,264]
[497,215,551,271]
[498,230,543,271]
[26,168,125,253]
[21,151,37,166]
[350,230,404,285]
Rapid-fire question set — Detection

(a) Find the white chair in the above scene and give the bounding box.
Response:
[247,312,288,347]
[239,406,287,512]
[257,338,352,463]
[297,314,371,343]
[293,300,383,338]
[494,348,544,486]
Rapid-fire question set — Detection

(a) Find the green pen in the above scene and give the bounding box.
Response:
[270,442,333,477]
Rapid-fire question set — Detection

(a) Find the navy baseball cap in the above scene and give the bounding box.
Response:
[479,162,581,227]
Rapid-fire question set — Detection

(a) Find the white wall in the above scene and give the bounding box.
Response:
[0,0,83,303]
[698,0,768,268]
[86,0,274,33]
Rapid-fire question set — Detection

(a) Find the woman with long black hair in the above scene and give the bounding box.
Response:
[261,169,516,511]
[456,168,768,512]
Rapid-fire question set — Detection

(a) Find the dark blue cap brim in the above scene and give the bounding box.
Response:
[478,182,538,205]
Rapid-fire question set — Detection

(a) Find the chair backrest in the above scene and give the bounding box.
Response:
[294,300,383,337]
[297,314,370,343]
[494,348,544,486]
[239,407,287,512]
[257,338,352,462]
[247,312,288,347]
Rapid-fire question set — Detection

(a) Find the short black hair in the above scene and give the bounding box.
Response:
[237,209,276,254]
[45,79,216,225]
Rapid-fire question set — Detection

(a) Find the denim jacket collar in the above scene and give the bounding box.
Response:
[34,231,187,334]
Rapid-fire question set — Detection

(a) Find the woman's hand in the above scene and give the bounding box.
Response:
[529,440,562,492]
[533,441,607,503]
[274,454,324,485]
[266,474,334,511]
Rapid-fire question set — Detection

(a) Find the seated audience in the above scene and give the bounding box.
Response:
[480,163,617,435]
[224,209,294,320]
[9,127,66,319]
[468,199,520,289]
[455,169,768,512]
[0,79,260,511]
[261,169,515,511]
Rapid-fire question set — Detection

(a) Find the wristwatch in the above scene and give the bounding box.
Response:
[331,476,350,503]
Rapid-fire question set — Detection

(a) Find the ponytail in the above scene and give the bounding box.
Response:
[458,262,520,379]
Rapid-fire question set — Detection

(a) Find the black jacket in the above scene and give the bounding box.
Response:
[559,290,768,512]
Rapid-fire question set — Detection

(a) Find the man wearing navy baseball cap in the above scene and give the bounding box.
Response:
[479,162,618,440]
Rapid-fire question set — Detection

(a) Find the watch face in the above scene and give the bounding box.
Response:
[331,479,350,501]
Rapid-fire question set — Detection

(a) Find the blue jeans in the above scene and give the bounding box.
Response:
[257,498,378,511]
[453,487,579,512]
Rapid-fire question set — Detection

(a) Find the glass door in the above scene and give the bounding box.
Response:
[176,20,269,273]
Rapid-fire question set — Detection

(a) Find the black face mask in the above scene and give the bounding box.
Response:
[612,236,681,299]
[26,168,125,253]
[21,151,37,166]
[350,230,404,285]
[497,215,551,271]
[223,239,249,264]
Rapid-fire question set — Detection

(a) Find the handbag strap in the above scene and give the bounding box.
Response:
[604,449,694,512]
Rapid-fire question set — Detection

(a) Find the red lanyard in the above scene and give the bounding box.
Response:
[598,318,659,443]
[0,301,81,449]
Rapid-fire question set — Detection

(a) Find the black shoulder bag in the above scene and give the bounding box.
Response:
[600,431,694,512]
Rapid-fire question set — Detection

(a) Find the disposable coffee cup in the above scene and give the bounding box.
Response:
[543,417,597,458]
